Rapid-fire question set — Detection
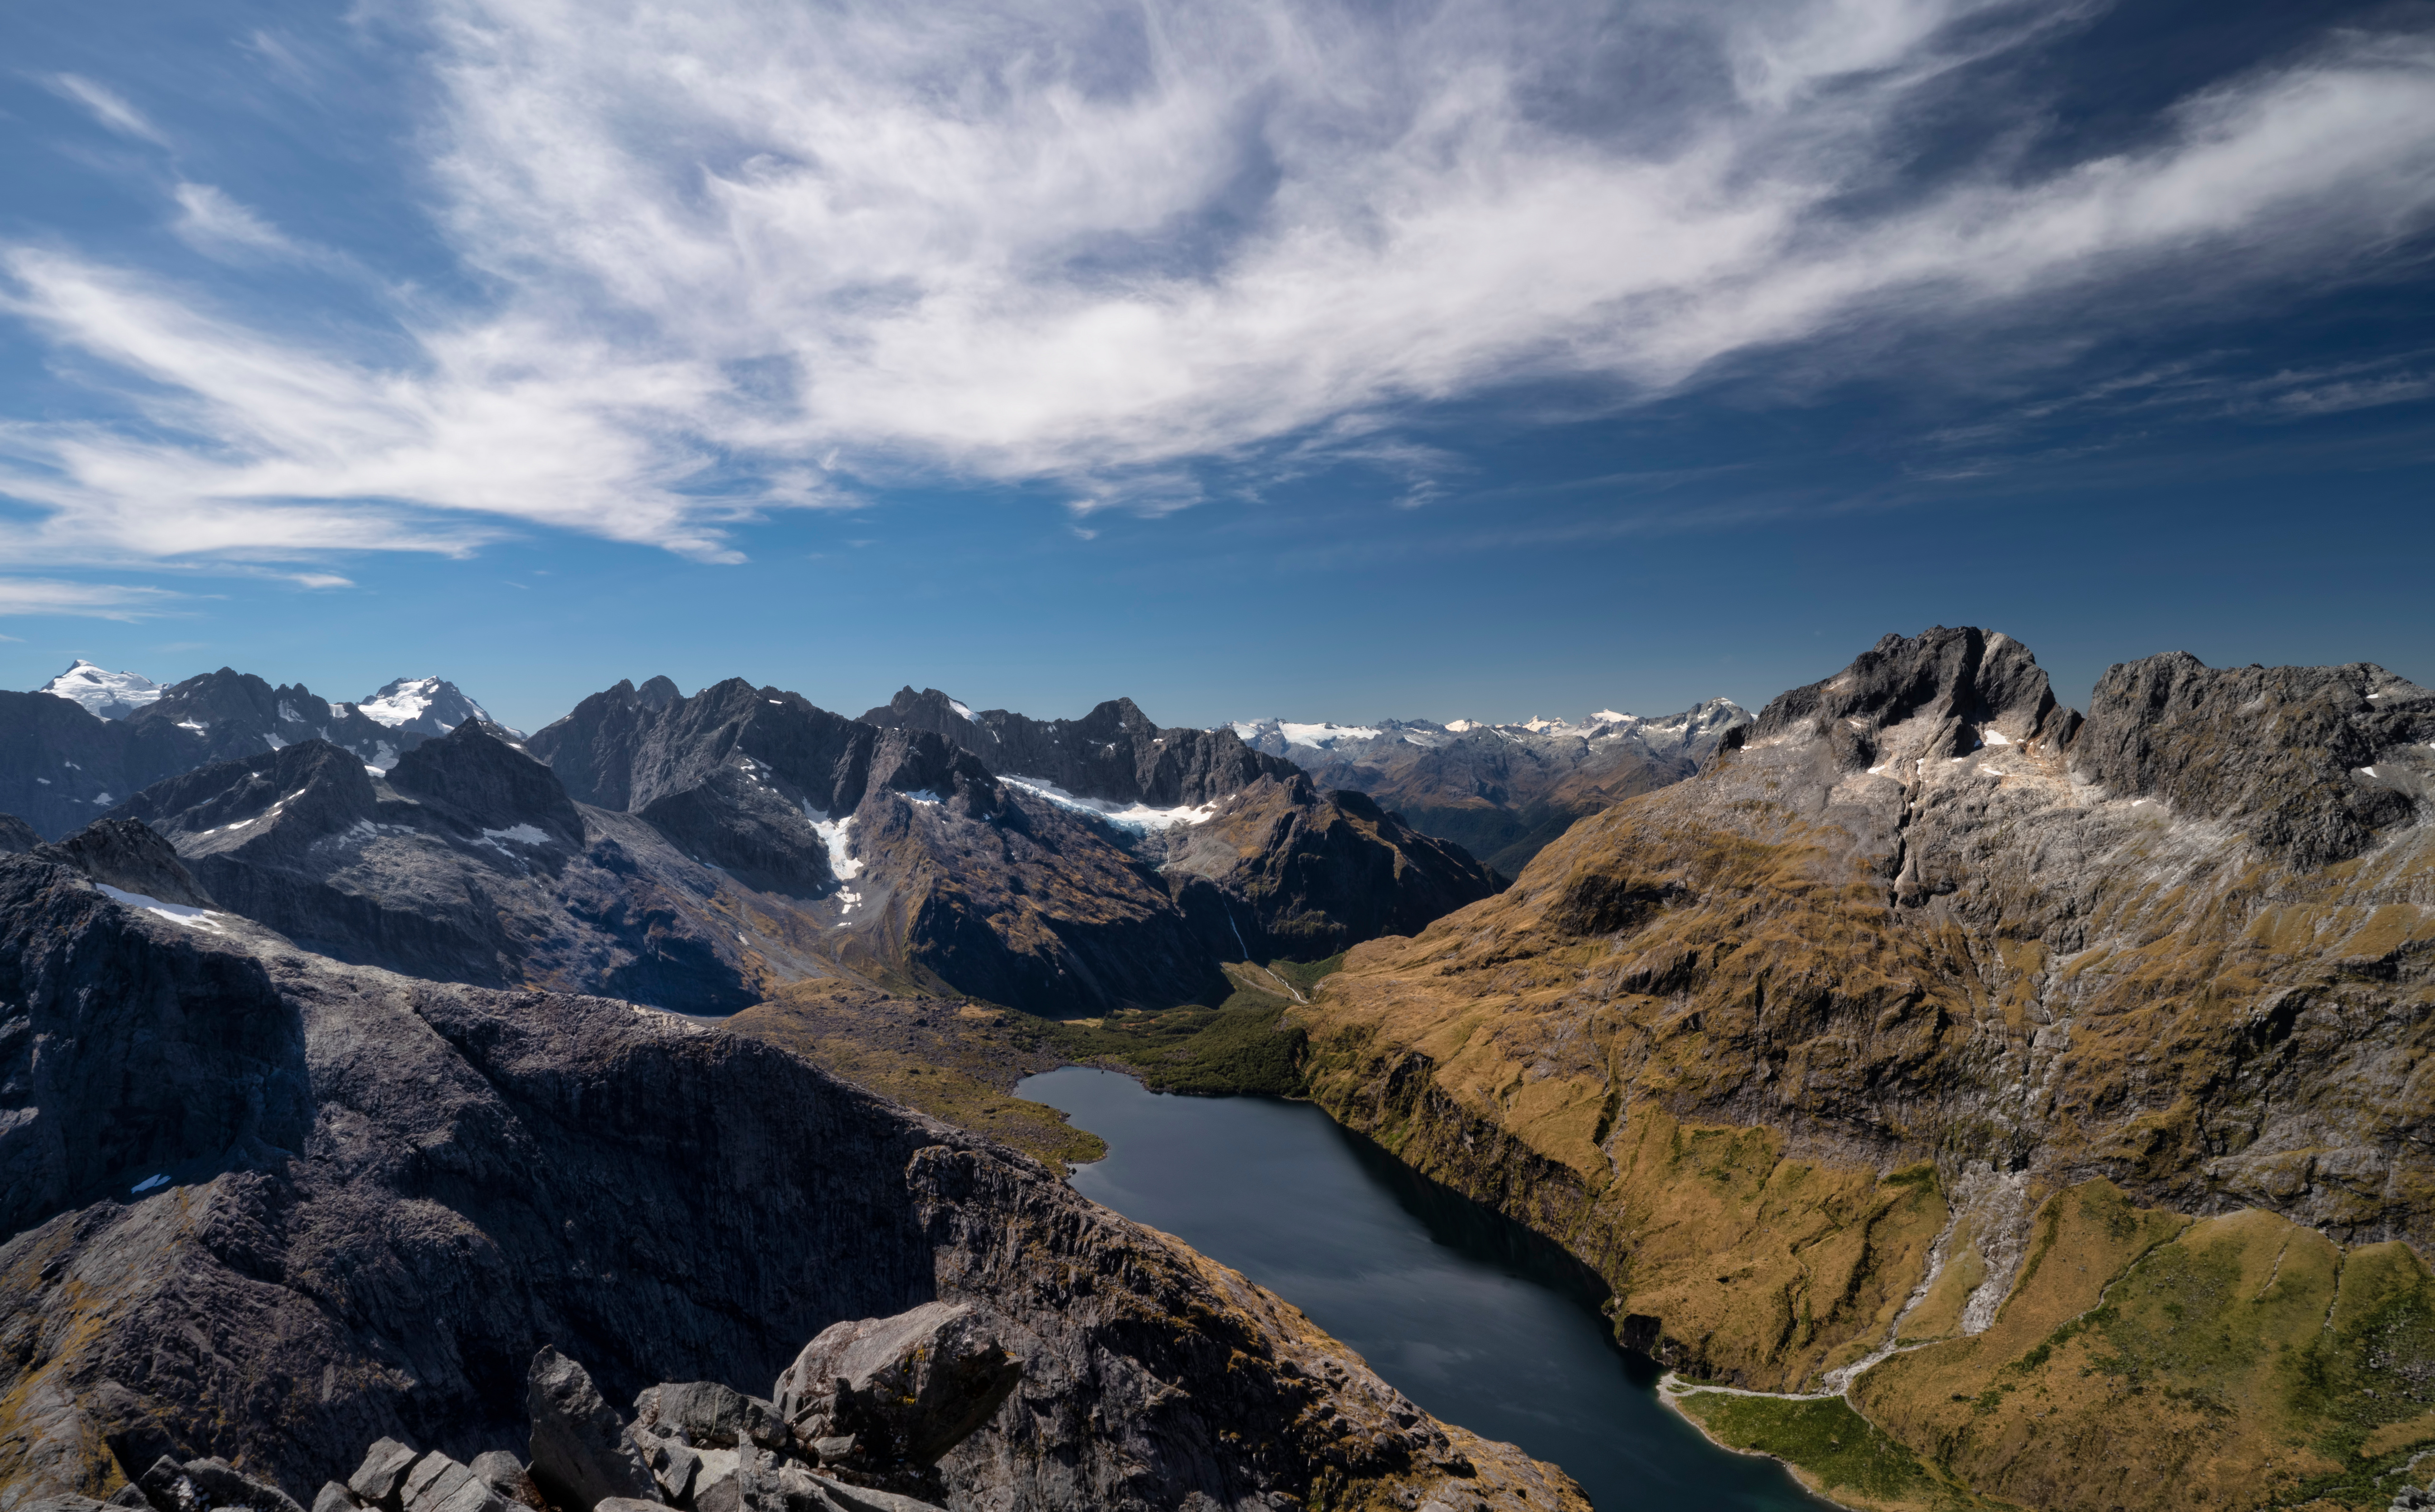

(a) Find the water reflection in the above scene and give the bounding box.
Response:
[1016,1067,1836,1512]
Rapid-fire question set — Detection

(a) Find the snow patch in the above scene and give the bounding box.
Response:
[948,698,975,720]
[1444,719,1480,732]
[482,824,553,846]
[1003,775,1219,831]
[1981,729,2015,746]
[803,804,863,880]
[131,1174,170,1194]
[97,883,223,932]
[176,719,208,732]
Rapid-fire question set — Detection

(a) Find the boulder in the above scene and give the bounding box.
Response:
[624,1433,699,1506]
[346,1440,421,1510]
[133,1458,205,1512]
[526,1348,657,1512]
[772,1302,1022,1472]
[467,1453,544,1511]
[311,1483,364,1512]
[630,1383,787,1453]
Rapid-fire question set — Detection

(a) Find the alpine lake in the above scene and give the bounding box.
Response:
[1015,1067,1840,1512]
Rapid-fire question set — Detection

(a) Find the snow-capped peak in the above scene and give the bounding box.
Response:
[36,659,162,721]
[1588,709,1633,725]
[351,677,519,738]
[1228,718,1384,751]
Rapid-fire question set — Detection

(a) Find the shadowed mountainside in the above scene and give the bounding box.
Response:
[0,845,1584,1512]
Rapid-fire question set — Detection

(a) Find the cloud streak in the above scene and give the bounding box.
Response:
[5,0,2435,565]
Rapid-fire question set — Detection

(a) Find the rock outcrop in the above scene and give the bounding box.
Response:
[0,848,1581,1512]
[1298,627,2435,1512]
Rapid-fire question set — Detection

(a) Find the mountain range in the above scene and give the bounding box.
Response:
[1229,700,1751,874]
[9,631,2435,1512]
[3,665,512,839]
[1,667,1497,1018]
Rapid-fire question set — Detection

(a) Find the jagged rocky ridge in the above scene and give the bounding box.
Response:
[0,848,1582,1512]
[858,687,1500,959]
[1297,627,2435,1512]
[1231,700,1752,875]
[2,669,503,841]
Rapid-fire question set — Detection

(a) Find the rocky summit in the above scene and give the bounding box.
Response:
[0,843,1582,1512]
[1296,626,2435,1512]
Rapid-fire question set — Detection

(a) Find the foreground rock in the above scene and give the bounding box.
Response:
[0,848,1583,1512]
[1302,627,2435,1512]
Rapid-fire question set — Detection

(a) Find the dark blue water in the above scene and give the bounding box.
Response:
[1015,1067,1835,1512]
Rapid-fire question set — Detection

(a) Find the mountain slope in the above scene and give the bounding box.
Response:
[862,687,1500,958]
[0,844,1582,1512]
[1295,627,2435,1512]
[1235,700,1752,874]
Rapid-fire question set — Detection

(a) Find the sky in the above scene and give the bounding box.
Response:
[2,0,2432,734]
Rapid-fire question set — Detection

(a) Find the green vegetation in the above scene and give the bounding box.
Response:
[1673,1392,2004,1512]
[1029,957,1339,1095]
[1043,984,1309,1095]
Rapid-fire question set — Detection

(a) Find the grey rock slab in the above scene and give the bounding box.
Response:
[346,1441,420,1511]
[311,1485,364,1512]
[804,1477,943,1512]
[398,1454,476,1512]
[526,1349,656,1512]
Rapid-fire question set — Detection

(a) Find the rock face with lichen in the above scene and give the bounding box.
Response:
[0,843,1583,1512]
[1299,626,2435,1512]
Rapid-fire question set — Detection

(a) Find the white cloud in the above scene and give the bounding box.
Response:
[0,577,182,620]
[48,74,172,147]
[171,184,303,261]
[5,0,2435,564]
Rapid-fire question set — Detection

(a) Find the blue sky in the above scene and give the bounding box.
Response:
[2,0,2431,734]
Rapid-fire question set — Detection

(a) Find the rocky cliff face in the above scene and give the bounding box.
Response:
[858,688,1500,960]
[1238,701,1752,876]
[1296,627,2435,1512]
[98,727,763,1011]
[0,852,1580,1512]
[861,689,1293,808]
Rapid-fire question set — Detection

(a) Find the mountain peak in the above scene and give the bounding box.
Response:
[354,676,521,740]
[35,659,162,721]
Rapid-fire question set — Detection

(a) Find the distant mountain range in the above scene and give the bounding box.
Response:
[1229,699,1752,874]
[1,667,1506,1017]
[5,663,510,838]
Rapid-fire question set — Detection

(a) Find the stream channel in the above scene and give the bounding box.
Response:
[1015,1067,1838,1512]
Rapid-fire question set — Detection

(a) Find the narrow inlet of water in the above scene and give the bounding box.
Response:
[1014,1067,1838,1512]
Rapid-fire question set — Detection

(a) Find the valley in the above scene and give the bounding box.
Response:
[5,628,2433,1512]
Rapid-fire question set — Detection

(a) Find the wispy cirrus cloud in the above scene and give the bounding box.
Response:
[4,0,2435,569]
[0,577,184,620]
[45,73,173,147]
